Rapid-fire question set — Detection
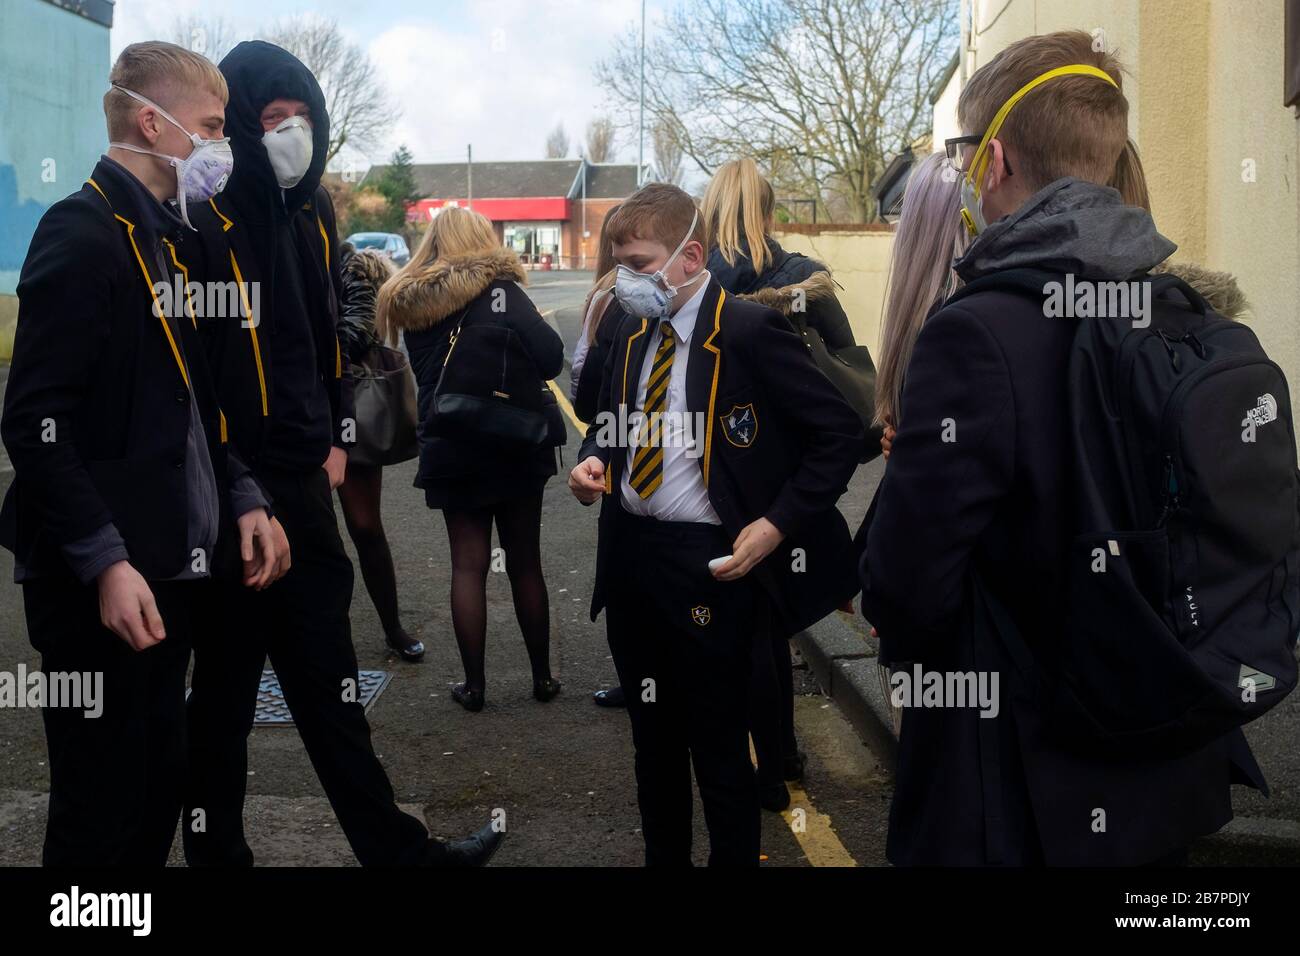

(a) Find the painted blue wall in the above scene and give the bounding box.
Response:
[0,0,112,295]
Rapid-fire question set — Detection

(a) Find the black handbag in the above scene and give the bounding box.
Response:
[350,344,419,466]
[431,311,558,448]
[787,311,884,463]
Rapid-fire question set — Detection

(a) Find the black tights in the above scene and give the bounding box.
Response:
[443,491,552,692]
[337,463,406,640]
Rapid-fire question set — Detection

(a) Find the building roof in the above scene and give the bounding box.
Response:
[871,147,918,222]
[360,158,646,201]
[930,50,960,105]
[42,0,115,28]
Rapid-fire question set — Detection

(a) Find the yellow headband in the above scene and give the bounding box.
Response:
[961,63,1121,234]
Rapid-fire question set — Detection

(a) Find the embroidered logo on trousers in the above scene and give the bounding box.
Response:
[691,606,712,626]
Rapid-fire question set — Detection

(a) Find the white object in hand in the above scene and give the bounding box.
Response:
[708,556,733,572]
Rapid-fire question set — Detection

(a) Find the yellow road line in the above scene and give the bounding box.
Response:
[546,377,585,431]
[540,309,587,431]
[750,739,857,867]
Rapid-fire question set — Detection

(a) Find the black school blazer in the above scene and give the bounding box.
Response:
[578,276,863,633]
[0,159,250,579]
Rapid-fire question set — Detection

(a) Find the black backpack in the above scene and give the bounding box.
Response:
[948,268,1300,755]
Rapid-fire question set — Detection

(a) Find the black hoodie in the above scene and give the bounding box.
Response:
[188,41,350,473]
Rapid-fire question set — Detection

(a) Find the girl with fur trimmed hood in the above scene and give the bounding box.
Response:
[376,207,564,712]
[703,158,858,352]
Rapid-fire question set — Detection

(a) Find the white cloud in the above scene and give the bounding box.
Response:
[108,0,656,166]
[366,0,646,165]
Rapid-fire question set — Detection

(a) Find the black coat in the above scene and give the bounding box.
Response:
[0,158,251,580]
[379,249,564,508]
[579,276,862,634]
[707,238,856,350]
[859,285,1265,866]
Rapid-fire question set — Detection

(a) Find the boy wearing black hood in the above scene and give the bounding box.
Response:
[859,31,1269,866]
[182,41,500,866]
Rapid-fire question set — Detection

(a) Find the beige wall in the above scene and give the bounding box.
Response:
[1202,0,1300,410]
[772,228,896,351]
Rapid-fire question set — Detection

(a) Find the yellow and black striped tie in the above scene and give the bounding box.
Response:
[628,321,676,499]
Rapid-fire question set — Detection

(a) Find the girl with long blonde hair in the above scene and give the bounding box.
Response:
[702,158,856,350]
[377,206,566,712]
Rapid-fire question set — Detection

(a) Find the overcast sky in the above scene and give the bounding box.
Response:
[110,0,665,168]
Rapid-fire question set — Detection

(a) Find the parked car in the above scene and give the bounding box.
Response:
[345,231,411,266]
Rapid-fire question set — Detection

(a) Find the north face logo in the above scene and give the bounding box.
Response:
[1245,393,1278,428]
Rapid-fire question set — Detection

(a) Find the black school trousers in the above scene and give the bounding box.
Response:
[183,466,430,866]
[23,574,199,866]
[605,509,762,867]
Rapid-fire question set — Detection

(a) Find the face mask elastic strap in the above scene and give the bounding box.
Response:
[111,85,231,150]
[965,64,1120,194]
[112,85,191,139]
[657,207,700,283]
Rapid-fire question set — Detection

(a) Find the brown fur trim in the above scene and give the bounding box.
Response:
[343,248,395,291]
[1151,260,1247,320]
[378,247,526,338]
[736,270,837,317]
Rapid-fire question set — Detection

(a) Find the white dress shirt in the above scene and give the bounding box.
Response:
[620,272,721,524]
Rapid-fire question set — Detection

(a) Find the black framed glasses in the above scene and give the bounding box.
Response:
[944,134,983,174]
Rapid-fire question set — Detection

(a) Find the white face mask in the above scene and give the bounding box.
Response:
[108,85,233,230]
[262,116,313,188]
[613,208,703,319]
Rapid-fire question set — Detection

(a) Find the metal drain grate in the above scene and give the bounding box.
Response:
[185,668,392,725]
[186,670,392,724]
[252,669,392,725]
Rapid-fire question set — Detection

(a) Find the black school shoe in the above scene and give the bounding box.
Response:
[593,685,626,708]
[429,822,505,867]
[385,629,425,663]
[534,677,562,702]
[451,682,485,712]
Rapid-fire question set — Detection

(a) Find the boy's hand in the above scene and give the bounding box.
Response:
[569,455,606,505]
[238,509,291,589]
[323,446,347,489]
[713,517,785,581]
[97,560,165,651]
[268,517,292,581]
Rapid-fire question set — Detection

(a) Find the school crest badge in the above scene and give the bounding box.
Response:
[720,403,758,448]
[691,605,712,626]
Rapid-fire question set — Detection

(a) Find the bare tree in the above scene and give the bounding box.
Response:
[585,116,617,163]
[595,0,957,222]
[652,117,685,185]
[167,15,393,165]
[171,15,239,64]
[545,122,571,159]
[267,15,393,164]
